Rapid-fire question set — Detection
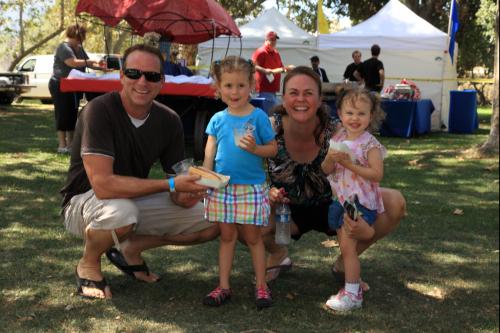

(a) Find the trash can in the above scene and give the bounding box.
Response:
[448,90,479,134]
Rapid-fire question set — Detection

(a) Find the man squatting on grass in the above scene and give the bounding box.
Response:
[61,44,219,299]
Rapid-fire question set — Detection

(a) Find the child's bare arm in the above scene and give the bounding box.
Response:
[255,139,278,158]
[202,135,217,170]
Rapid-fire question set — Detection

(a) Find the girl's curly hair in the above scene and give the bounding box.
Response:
[335,87,386,133]
[210,56,255,84]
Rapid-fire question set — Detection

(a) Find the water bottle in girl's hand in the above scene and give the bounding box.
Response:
[275,203,291,245]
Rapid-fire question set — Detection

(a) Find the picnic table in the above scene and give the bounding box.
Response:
[60,77,216,97]
[60,77,223,160]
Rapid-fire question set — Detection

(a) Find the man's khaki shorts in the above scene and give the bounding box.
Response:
[63,190,211,238]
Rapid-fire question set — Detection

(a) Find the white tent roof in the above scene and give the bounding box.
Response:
[199,8,316,49]
[318,0,447,50]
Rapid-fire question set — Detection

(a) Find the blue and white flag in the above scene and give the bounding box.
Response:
[448,0,459,64]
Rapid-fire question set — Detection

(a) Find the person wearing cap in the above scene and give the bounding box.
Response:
[310,55,329,83]
[343,50,362,83]
[252,31,294,114]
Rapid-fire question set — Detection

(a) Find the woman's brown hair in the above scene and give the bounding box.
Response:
[65,24,87,41]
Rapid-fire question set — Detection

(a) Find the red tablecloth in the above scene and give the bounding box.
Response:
[60,78,216,98]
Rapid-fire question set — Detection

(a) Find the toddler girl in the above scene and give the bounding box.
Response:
[322,88,386,311]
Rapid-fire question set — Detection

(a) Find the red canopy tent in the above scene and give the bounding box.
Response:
[75,0,241,44]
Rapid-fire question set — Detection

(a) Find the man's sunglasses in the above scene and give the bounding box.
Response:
[123,68,163,83]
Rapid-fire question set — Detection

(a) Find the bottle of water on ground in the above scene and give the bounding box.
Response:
[275,203,291,245]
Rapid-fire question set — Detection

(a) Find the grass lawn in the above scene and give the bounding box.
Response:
[0,102,498,332]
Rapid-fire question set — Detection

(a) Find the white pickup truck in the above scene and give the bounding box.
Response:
[15,55,54,104]
[15,53,122,104]
[0,72,31,105]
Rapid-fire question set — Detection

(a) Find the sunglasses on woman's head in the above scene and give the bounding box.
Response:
[123,68,163,83]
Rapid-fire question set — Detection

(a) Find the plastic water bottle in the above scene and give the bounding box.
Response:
[275,203,291,245]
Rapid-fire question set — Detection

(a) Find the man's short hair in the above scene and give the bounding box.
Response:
[352,50,361,57]
[122,44,165,76]
[371,44,381,56]
[310,55,320,62]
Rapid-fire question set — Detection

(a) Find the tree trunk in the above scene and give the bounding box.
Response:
[104,26,113,54]
[472,82,488,106]
[478,0,499,155]
[19,2,24,54]
[113,32,130,54]
[7,0,65,71]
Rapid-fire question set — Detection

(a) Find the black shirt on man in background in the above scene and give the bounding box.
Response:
[343,62,361,82]
[359,58,384,92]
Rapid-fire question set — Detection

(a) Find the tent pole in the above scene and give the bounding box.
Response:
[209,20,216,78]
[441,0,455,129]
[239,36,242,57]
[224,36,230,58]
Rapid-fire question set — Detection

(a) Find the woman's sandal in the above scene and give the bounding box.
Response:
[75,268,109,299]
[105,248,160,282]
[265,257,293,282]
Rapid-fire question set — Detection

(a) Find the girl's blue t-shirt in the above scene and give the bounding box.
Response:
[206,107,275,185]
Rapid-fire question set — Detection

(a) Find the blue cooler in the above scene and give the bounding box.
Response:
[250,97,266,110]
[448,90,479,134]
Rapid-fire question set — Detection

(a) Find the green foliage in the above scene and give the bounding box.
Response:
[0,0,54,54]
[276,0,324,32]
[218,0,266,19]
[477,0,497,43]
[456,0,496,75]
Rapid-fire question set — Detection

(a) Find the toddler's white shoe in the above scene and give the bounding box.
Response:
[325,288,363,312]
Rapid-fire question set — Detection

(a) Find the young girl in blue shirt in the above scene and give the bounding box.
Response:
[202,56,277,309]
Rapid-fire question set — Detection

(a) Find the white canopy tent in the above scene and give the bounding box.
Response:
[197,8,317,78]
[317,0,457,129]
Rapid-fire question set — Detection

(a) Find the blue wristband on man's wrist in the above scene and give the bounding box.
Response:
[169,177,176,192]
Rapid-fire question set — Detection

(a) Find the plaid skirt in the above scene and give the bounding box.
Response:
[205,184,270,226]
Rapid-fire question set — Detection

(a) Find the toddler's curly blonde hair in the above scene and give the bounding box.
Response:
[336,88,386,133]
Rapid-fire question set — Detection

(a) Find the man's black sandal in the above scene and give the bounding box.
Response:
[75,268,109,299]
[105,248,158,281]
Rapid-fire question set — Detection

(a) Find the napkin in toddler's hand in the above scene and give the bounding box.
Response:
[329,140,356,162]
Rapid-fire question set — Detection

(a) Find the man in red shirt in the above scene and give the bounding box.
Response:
[252,31,294,114]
